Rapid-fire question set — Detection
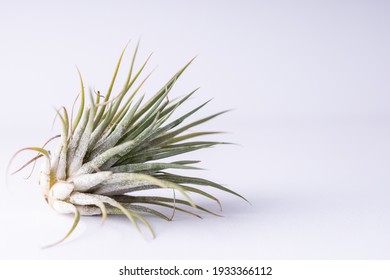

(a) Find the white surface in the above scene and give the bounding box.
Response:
[0,0,389,259]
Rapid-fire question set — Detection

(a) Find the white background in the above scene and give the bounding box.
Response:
[0,0,389,259]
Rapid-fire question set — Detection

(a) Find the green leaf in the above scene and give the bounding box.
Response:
[127,201,202,219]
[110,162,202,173]
[147,99,212,142]
[131,57,196,123]
[181,185,222,211]
[156,173,249,203]
[119,204,170,221]
[72,68,86,134]
[164,132,224,145]
[94,46,127,128]
[96,116,160,169]
[99,173,196,208]
[120,94,168,142]
[86,105,115,156]
[120,143,214,164]
[92,194,155,239]
[42,202,80,249]
[115,195,221,217]
[152,110,230,146]
[7,147,51,177]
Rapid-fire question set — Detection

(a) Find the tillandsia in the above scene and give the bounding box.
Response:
[8,43,246,247]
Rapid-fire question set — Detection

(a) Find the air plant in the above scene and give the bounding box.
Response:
[8,43,246,247]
